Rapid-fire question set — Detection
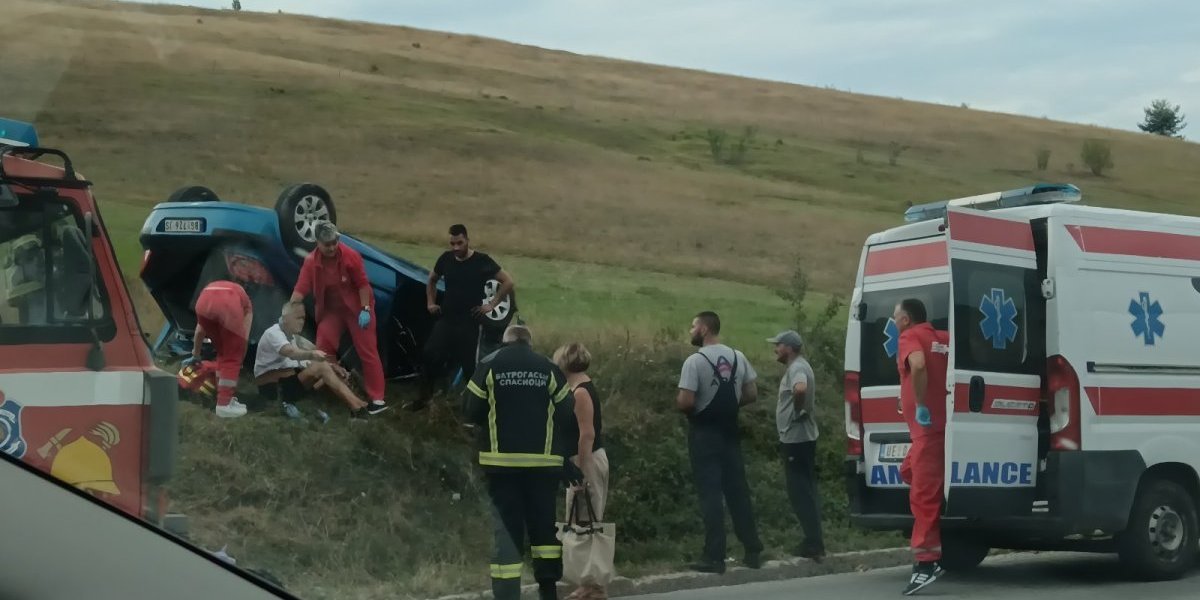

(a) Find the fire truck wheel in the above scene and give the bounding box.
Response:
[938,532,990,572]
[1117,478,1198,581]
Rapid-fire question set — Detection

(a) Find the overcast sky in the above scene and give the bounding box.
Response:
[147,0,1198,133]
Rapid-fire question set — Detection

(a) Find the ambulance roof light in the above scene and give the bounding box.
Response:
[903,183,1082,223]
[0,117,39,148]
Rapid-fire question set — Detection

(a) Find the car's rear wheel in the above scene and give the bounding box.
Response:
[276,183,337,258]
[167,185,219,203]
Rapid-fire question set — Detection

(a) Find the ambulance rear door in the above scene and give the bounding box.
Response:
[944,206,1046,518]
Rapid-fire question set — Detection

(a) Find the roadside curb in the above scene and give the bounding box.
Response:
[430,547,913,599]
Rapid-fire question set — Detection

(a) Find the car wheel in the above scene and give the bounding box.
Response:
[477,278,516,330]
[275,183,337,257]
[1117,478,1198,581]
[167,185,219,203]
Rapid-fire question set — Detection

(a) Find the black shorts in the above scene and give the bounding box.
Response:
[257,368,307,404]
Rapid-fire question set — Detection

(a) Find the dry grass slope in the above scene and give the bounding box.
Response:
[5,0,1200,294]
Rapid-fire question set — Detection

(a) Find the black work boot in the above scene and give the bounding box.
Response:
[538,581,558,600]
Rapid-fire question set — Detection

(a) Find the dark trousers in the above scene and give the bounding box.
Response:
[487,471,562,600]
[781,441,825,552]
[688,425,763,563]
[420,316,481,399]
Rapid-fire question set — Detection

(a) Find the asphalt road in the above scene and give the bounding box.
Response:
[631,552,1200,599]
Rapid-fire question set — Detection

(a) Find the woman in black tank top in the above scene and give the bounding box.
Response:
[553,342,611,599]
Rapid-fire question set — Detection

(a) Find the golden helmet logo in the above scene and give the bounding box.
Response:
[38,421,121,496]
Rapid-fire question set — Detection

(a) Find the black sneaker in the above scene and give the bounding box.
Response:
[688,559,725,574]
[350,406,371,422]
[743,552,763,569]
[902,561,942,596]
[795,544,826,563]
[366,400,391,415]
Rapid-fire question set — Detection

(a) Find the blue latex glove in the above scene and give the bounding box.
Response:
[916,405,932,427]
[358,308,371,329]
[181,355,199,367]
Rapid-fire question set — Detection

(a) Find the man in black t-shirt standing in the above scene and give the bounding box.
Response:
[416,223,516,409]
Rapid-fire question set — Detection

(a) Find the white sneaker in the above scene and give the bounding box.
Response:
[215,399,248,419]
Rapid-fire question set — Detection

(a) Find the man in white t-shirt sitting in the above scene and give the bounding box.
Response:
[254,302,382,420]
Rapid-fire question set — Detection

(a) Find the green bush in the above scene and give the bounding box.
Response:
[1081,139,1114,176]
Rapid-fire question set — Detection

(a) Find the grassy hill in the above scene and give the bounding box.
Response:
[6,0,1200,597]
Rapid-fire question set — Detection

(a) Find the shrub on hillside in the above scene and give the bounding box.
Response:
[1081,139,1114,176]
[1036,147,1051,171]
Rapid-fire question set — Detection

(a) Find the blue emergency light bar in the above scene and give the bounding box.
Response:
[0,118,39,148]
[903,183,1082,223]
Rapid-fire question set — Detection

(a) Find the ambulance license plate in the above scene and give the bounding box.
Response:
[162,218,204,233]
[878,443,911,463]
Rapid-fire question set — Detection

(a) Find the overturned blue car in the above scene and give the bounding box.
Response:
[139,183,486,382]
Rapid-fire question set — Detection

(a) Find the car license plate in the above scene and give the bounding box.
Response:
[162,218,203,233]
[878,443,911,463]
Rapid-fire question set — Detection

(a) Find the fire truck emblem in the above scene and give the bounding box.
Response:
[883,318,899,358]
[979,288,1018,350]
[1129,291,1165,346]
[0,393,28,459]
[37,421,122,496]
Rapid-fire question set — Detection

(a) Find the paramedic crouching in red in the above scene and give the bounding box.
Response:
[289,222,390,415]
[188,280,253,419]
[894,298,950,596]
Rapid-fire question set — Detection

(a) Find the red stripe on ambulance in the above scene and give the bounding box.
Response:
[948,210,1035,251]
[1084,387,1200,416]
[863,242,947,276]
[1066,225,1200,262]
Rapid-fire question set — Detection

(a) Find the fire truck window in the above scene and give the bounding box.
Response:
[859,283,950,387]
[953,260,1038,373]
[0,198,113,341]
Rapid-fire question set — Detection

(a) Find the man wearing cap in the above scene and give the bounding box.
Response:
[289,222,390,415]
[767,330,825,561]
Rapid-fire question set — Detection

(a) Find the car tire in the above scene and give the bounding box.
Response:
[476,278,516,331]
[1117,478,1198,581]
[167,185,219,203]
[938,532,989,572]
[275,183,337,257]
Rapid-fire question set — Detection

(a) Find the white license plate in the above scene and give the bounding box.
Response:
[163,218,203,233]
[878,443,912,463]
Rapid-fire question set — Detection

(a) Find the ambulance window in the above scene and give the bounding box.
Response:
[952,260,1042,374]
[859,283,950,387]
[0,196,115,343]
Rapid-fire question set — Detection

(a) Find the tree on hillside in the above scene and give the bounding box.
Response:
[232,0,242,10]
[1138,99,1186,138]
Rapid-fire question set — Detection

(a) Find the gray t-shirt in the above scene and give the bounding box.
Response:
[777,357,819,443]
[678,344,757,415]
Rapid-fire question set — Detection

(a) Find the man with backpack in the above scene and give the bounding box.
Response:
[676,311,764,574]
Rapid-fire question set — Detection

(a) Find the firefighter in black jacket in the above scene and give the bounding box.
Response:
[464,325,572,600]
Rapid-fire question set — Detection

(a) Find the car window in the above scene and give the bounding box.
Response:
[0,196,113,341]
[859,283,949,387]
[951,259,1043,374]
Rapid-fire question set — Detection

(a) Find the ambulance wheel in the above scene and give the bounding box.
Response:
[938,532,989,572]
[276,183,337,257]
[1117,479,1198,581]
[167,185,219,203]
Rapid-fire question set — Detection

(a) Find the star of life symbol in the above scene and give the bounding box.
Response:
[1129,291,1165,346]
[883,318,899,358]
[979,288,1018,350]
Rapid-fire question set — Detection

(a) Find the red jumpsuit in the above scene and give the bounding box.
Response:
[194,281,252,407]
[294,242,384,402]
[897,322,950,563]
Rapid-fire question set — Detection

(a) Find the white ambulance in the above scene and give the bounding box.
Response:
[843,183,1200,580]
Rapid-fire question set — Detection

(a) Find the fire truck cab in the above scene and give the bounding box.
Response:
[0,124,179,528]
[844,183,1200,580]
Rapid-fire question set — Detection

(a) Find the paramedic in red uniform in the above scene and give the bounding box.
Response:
[289,222,390,415]
[188,280,253,419]
[894,298,950,596]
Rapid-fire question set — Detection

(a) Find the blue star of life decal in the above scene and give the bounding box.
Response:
[883,318,899,358]
[1129,291,1165,346]
[979,288,1018,350]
